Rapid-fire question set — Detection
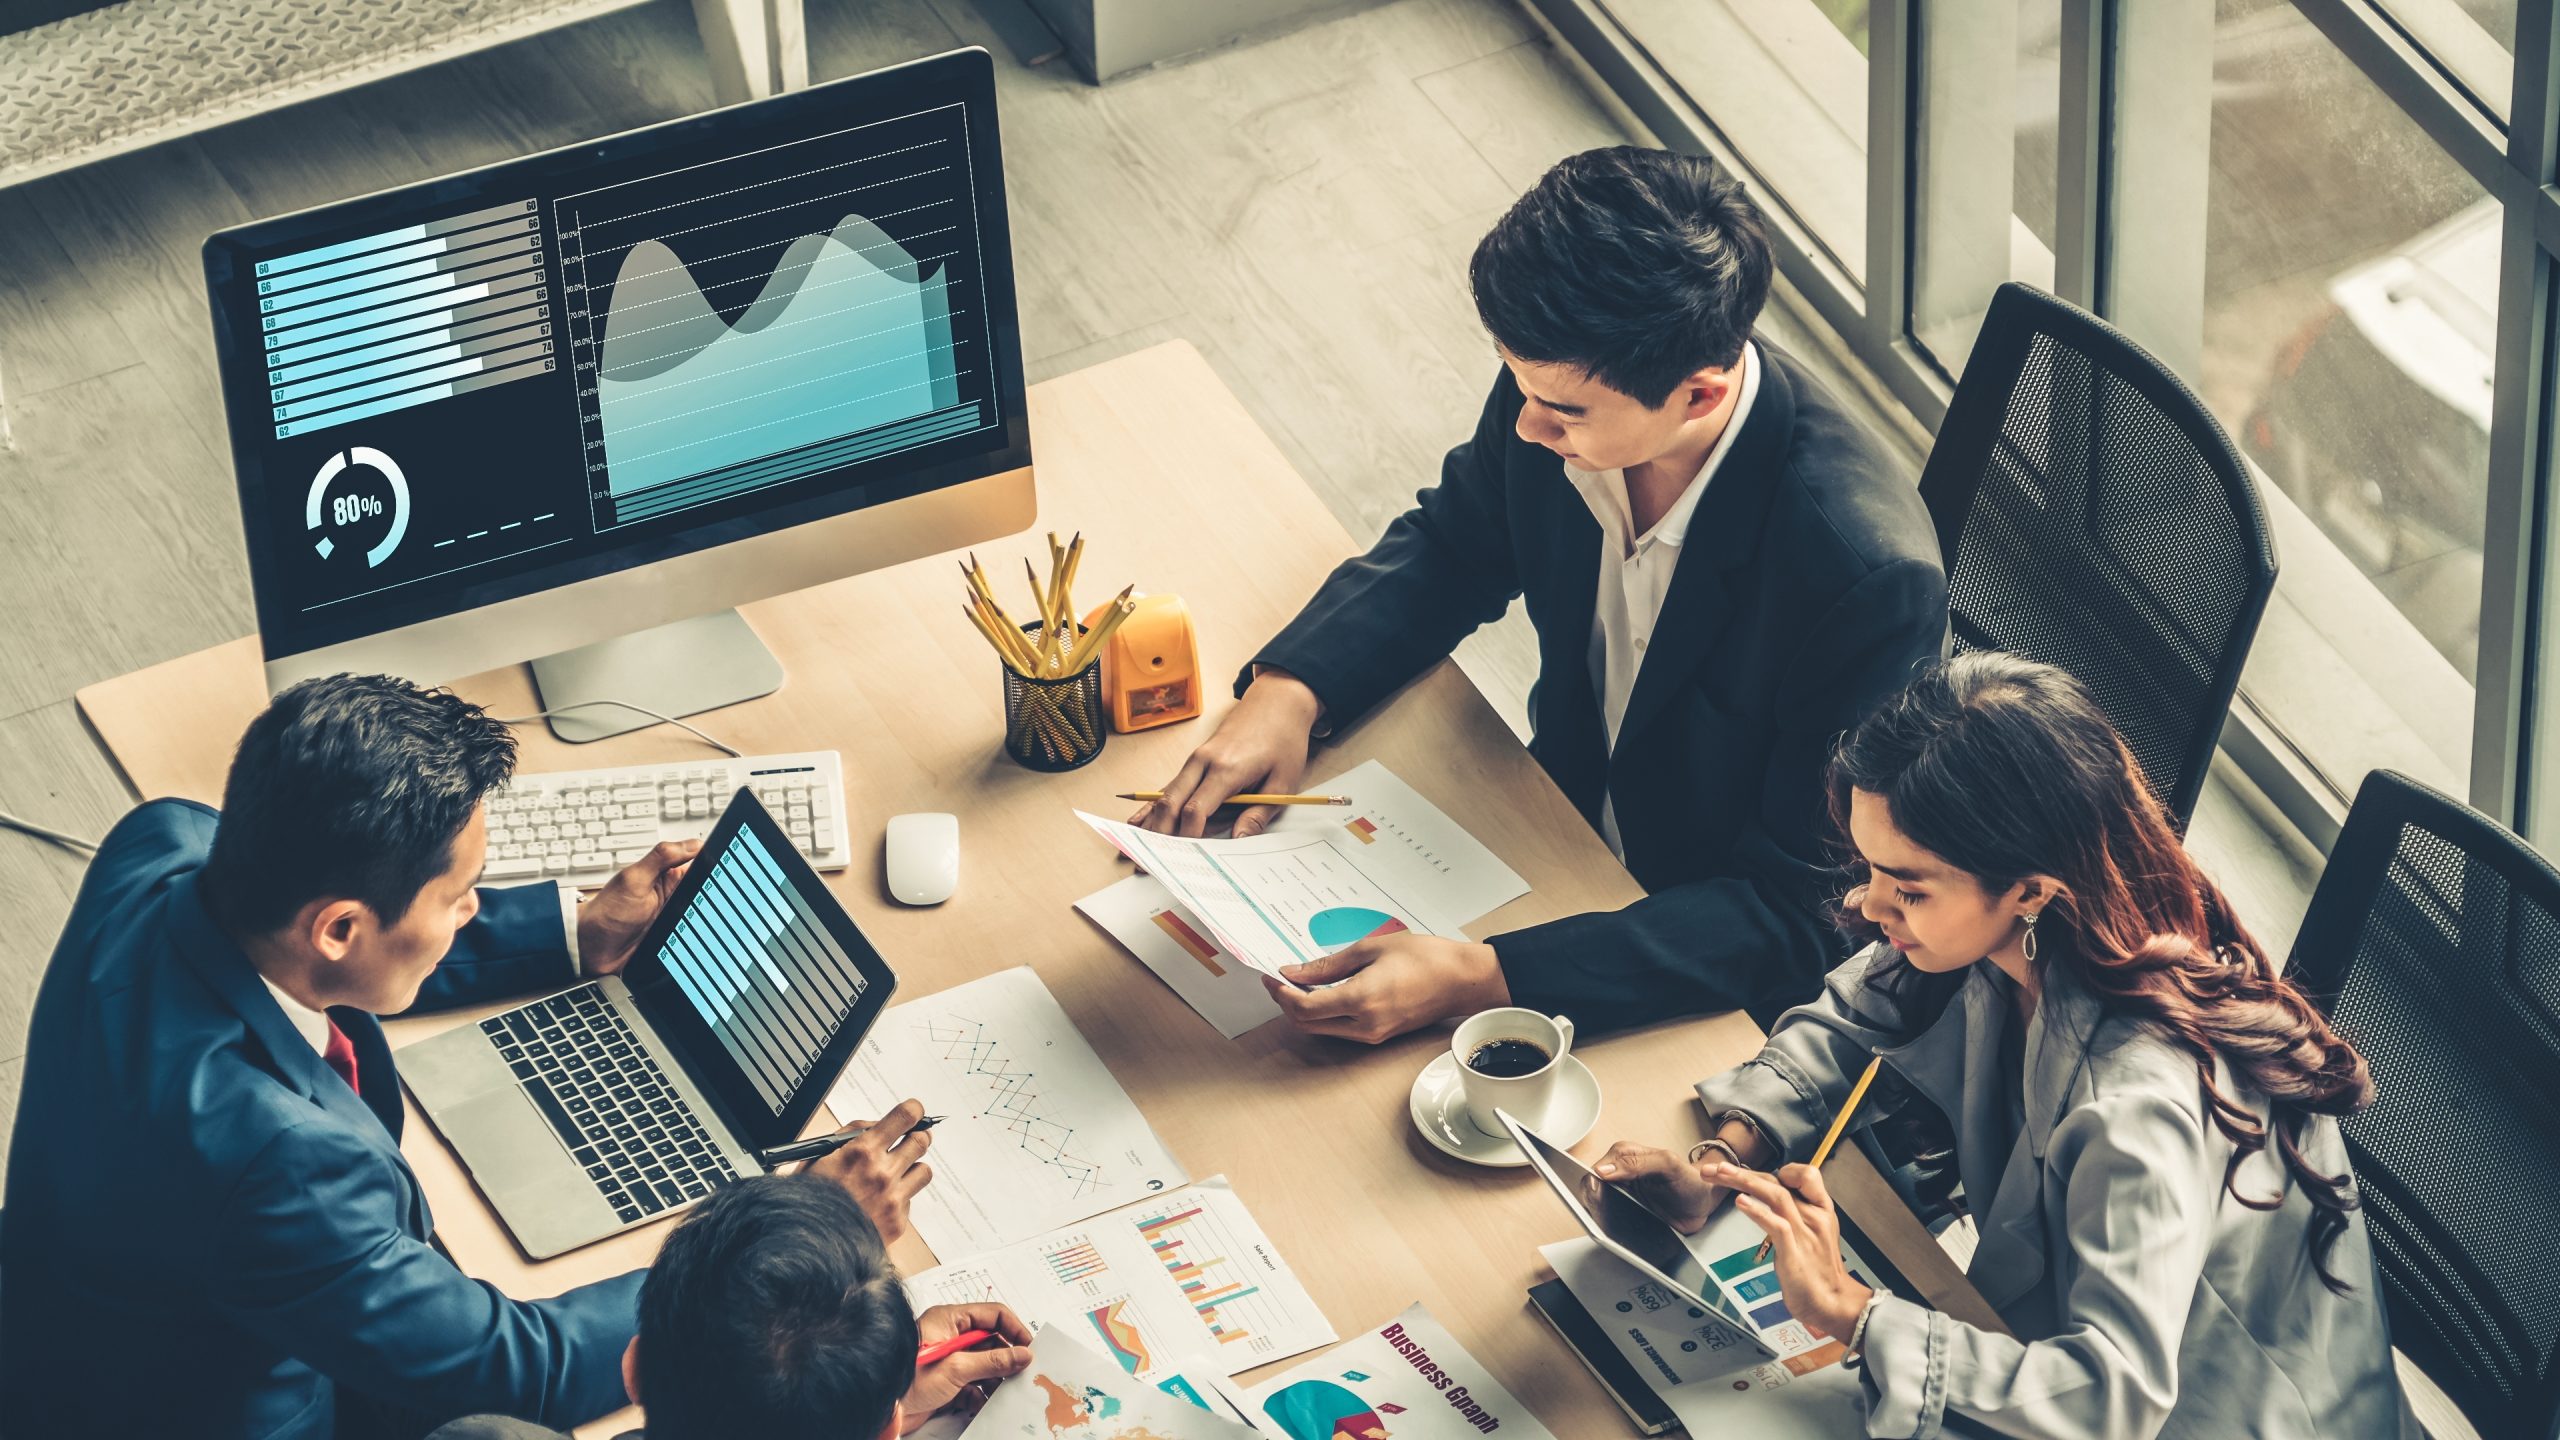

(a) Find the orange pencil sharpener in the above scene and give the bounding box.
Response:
[1079,592,1201,733]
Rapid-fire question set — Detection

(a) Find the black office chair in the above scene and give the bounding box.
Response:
[2288,769,2560,1440]
[1919,282,2278,831]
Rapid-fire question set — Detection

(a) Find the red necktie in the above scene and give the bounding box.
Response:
[323,1017,362,1095]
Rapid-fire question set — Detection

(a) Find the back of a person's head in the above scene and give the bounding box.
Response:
[637,1175,917,1440]
[1468,145,1772,404]
[200,673,517,935]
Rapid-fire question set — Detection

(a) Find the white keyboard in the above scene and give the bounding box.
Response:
[483,750,850,891]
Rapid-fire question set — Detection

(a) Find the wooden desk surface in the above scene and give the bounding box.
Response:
[75,341,1989,1436]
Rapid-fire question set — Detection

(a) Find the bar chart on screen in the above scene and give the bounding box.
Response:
[255,199,557,440]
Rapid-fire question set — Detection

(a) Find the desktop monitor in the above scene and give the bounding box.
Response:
[202,47,1034,738]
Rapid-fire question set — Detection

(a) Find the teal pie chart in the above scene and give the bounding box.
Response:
[1307,906,1408,950]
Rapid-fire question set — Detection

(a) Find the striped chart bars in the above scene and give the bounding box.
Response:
[1139,1206,1260,1348]
[654,826,871,1114]
[253,198,559,439]
[1147,908,1226,977]
[1044,1239,1108,1285]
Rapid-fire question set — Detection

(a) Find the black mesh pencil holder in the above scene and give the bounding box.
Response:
[1002,624,1106,771]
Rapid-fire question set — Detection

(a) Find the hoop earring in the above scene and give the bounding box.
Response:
[2021,910,2041,964]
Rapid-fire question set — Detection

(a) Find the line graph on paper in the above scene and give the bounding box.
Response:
[922,1013,1108,1197]
[825,967,1187,1254]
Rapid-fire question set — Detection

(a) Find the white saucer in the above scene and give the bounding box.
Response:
[1408,1050,1601,1167]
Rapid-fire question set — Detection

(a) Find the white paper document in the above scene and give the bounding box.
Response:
[1073,875,1282,1038]
[906,1176,1337,1382]
[1541,1223,1881,1438]
[1242,1302,1559,1440]
[1075,761,1531,988]
[824,966,1187,1256]
[953,1330,1261,1440]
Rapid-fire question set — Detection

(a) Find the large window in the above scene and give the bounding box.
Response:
[1909,0,2063,374]
[1536,0,2559,849]
[2205,0,2492,797]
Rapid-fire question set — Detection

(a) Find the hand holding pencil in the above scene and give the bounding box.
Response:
[1694,1055,1885,1343]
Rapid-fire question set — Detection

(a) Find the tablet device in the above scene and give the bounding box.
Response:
[1502,1108,1780,1364]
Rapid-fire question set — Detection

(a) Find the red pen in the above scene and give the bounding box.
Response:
[915,1328,998,1368]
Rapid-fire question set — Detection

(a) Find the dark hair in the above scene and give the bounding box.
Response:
[637,1175,916,1440]
[1830,652,2374,1292]
[1468,146,1772,404]
[200,673,516,934]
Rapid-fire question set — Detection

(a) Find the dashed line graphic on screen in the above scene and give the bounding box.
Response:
[919,1014,1108,1197]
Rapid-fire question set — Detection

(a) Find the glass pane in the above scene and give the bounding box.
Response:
[1598,0,1867,280]
[2375,0,2515,122]
[1909,0,2064,374]
[2206,0,2493,799]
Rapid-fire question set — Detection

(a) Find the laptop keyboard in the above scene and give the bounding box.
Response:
[478,984,740,1224]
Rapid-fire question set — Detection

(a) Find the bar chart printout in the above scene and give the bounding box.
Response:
[901,1176,1336,1383]
[1142,1204,1259,1347]
[1118,1181,1334,1367]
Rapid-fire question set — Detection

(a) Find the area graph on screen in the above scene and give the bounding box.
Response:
[551,103,997,529]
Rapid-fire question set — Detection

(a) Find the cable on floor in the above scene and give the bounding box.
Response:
[0,809,100,854]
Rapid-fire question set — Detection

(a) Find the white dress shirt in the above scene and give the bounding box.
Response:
[1562,341,1761,859]
[259,973,335,1057]
[255,885,585,1059]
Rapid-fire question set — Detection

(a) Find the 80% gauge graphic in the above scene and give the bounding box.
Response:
[305,445,411,568]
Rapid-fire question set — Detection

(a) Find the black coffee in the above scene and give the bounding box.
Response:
[1466,1038,1553,1078]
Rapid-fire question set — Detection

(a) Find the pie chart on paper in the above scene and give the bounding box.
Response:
[1307,906,1408,951]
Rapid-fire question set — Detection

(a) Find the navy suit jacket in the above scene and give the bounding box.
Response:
[1253,343,1946,1030]
[0,799,644,1439]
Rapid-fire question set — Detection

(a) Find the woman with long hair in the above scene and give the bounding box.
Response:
[1594,653,2410,1437]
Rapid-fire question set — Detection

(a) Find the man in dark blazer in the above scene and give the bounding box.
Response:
[0,675,934,1439]
[1135,148,1945,1040]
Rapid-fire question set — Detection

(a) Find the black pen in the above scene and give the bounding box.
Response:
[758,1116,942,1169]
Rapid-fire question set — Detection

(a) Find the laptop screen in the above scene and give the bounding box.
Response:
[626,790,897,1150]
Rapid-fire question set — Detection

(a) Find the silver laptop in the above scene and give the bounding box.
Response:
[404,789,897,1259]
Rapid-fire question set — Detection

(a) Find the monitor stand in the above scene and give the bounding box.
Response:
[528,609,783,742]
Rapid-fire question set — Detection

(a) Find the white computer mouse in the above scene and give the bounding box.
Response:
[884,812,960,905]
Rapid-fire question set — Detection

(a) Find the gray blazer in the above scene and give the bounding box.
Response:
[1696,944,2414,1439]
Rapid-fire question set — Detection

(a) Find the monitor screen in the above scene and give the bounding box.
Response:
[625,790,897,1149]
[203,48,1027,662]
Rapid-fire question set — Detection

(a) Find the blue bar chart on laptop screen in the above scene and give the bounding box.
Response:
[656,827,872,1114]
[555,102,997,529]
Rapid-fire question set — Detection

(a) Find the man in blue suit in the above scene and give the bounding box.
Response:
[0,675,936,1439]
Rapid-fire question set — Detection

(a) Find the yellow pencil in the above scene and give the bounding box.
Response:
[1754,1054,1882,1262]
[961,602,1037,676]
[1061,588,1136,674]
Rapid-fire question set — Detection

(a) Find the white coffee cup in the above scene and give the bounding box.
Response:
[1451,1007,1575,1136]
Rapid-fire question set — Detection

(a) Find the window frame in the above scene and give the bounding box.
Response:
[1527,0,2560,852]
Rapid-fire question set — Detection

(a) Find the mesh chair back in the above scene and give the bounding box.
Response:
[1919,283,2277,830]
[2289,769,2560,1440]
